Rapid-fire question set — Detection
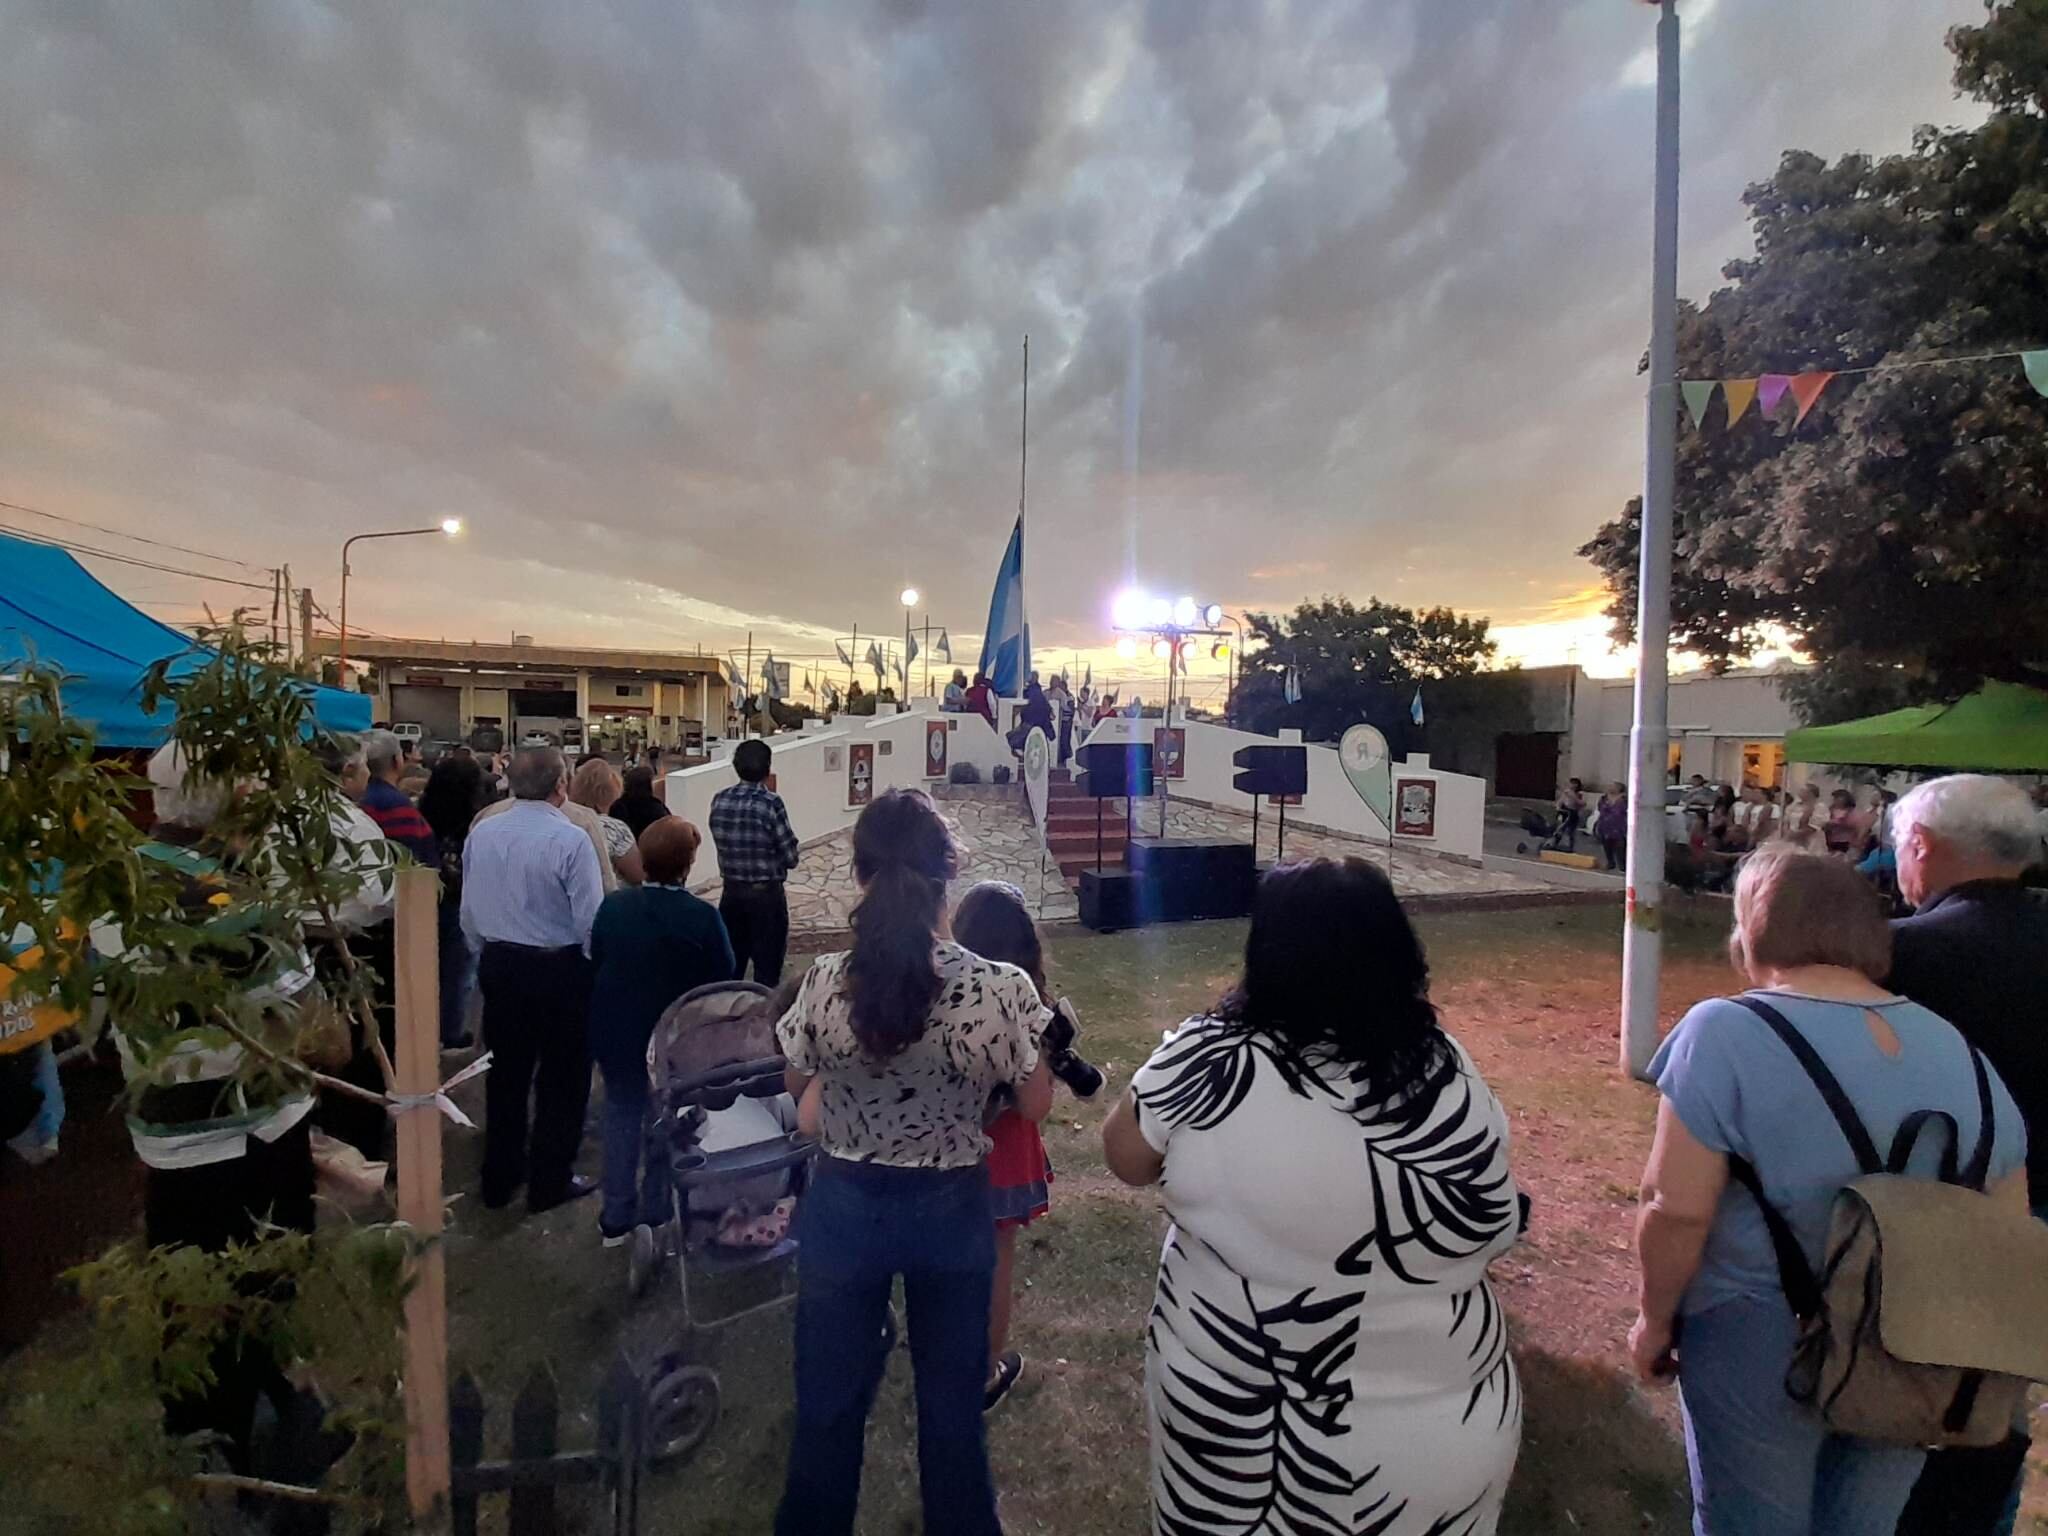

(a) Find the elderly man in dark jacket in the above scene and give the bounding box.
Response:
[1885,774,2048,1536]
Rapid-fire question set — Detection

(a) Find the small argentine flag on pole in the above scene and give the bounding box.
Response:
[1410,686,1425,726]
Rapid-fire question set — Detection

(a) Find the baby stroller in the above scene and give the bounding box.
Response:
[628,980,818,1463]
[1516,806,1578,854]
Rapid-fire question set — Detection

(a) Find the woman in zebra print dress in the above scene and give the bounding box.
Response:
[1104,857,1524,1536]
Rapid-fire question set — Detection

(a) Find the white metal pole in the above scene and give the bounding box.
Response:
[1622,0,1681,1080]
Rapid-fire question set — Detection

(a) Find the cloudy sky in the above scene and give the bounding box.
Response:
[0,0,1989,696]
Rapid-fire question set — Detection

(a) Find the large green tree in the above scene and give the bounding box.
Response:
[1582,0,2048,722]
[1229,596,1497,741]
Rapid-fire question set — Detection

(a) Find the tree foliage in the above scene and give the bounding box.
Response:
[0,628,412,1530]
[1229,596,1497,741]
[1582,0,2048,721]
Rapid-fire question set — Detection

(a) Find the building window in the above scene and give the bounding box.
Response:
[615,685,633,698]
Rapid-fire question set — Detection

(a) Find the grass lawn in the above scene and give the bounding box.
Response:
[438,900,1748,1535]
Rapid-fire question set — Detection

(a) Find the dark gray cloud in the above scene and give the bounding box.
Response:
[0,0,1987,669]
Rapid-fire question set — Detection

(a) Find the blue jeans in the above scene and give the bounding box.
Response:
[4,1041,63,1155]
[598,1080,669,1234]
[775,1160,999,1536]
[437,898,476,1047]
[1679,1295,1923,1535]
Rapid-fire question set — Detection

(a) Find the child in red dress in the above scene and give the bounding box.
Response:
[951,880,1060,1412]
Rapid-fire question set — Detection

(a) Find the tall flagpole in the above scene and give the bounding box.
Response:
[1622,0,1681,1080]
[1019,334,1028,706]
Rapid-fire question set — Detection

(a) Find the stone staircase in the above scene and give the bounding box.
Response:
[1045,766,1130,882]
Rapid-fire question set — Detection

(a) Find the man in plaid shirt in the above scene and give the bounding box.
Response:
[709,739,800,984]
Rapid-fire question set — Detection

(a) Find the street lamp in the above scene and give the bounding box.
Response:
[901,587,920,699]
[338,520,463,681]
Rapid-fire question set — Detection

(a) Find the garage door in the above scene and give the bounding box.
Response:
[1494,731,1561,800]
[389,684,462,742]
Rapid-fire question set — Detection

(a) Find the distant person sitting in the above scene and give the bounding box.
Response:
[356,729,440,869]
[610,764,672,841]
[709,739,800,985]
[943,669,969,712]
[963,672,995,729]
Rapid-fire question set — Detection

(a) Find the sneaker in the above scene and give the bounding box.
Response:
[983,1351,1024,1414]
[600,1220,633,1249]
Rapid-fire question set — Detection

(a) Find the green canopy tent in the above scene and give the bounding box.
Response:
[1784,681,2048,772]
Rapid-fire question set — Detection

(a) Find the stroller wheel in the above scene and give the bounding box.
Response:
[644,1361,721,1464]
[627,1224,657,1299]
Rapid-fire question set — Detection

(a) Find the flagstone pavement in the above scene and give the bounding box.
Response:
[695,789,1558,934]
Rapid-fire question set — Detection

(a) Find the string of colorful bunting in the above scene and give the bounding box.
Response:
[1680,347,2048,432]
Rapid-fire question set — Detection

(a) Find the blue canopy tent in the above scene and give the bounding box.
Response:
[0,531,371,746]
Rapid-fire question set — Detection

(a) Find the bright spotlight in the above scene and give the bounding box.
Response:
[1211,641,1231,660]
[1202,603,1224,627]
[1115,635,1139,660]
[1111,588,1147,630]
[900,587,920,608]
[440,518,463,536]
[1151,637,1173,659]
[1173,596,1198,627]
[1146,596,1173,627]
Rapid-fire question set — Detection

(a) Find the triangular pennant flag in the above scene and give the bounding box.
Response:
[2024,351,2048,399]
[1788,372,1834,427]
[1680,380,1717,430]
[935,629,952,662]
[1722,377,1758,426]
[1757,374,1793,417]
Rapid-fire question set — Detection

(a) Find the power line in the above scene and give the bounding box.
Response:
[0,522,275,592]
[0,497,262,570]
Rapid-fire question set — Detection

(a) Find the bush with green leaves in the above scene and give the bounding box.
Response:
[0,626,416,1532]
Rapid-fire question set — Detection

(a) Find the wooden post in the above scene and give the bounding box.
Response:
[394,865,452,1525]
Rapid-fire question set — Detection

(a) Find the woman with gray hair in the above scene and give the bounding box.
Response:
[1885,775,2048,1534]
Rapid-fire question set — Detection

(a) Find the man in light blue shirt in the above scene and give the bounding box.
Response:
[460,747,605,1214]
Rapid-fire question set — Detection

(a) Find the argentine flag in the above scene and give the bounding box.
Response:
[977,515,1031,697]
[935,629,952,662]
[1410,686,1425,726]
[834,639,853,670]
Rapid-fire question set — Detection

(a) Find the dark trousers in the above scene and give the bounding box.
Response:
[776,1160,999,1536]
[477,942,593,1207]
[721,880,790,987]
[144,1117,317,1471]
[437,889,476,1047]
[1602,835,1624,871]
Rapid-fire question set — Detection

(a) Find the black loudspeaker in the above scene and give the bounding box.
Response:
[1232,743,1308,798]
[1079,869,1143,933]
[1076,740,1155,799]
[1128,837,1257,922]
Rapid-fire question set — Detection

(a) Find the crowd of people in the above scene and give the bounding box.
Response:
[17,711,2048,1535]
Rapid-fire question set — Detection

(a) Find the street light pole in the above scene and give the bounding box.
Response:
[337,520,462,683]
[1623,0,1682,1079]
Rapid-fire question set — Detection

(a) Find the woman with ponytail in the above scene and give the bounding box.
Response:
[774,789,1051,1536]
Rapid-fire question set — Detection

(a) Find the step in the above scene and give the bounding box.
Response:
[1057,854,1125,879]
[1048,829,1128,853]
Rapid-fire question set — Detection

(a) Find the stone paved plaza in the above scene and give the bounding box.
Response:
[696,788,1553,933]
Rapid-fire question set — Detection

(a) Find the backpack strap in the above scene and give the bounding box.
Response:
[1725,1152,1824,1322]
[1720,995,1886,1324]
[1886,1112,1961,1182]
[1731,996,1884,1175]
[1962,1046,1996,1192]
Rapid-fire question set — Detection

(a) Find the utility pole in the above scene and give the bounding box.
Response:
[1622,0,1682,1080]
[300,587,315,676]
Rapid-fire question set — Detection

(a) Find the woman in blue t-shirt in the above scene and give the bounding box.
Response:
[1629,847,2028,1536]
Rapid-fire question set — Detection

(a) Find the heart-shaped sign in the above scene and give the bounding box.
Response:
[1338,723,1392,829]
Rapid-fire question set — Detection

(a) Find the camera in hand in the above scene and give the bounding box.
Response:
[1040,998,1104,1101]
